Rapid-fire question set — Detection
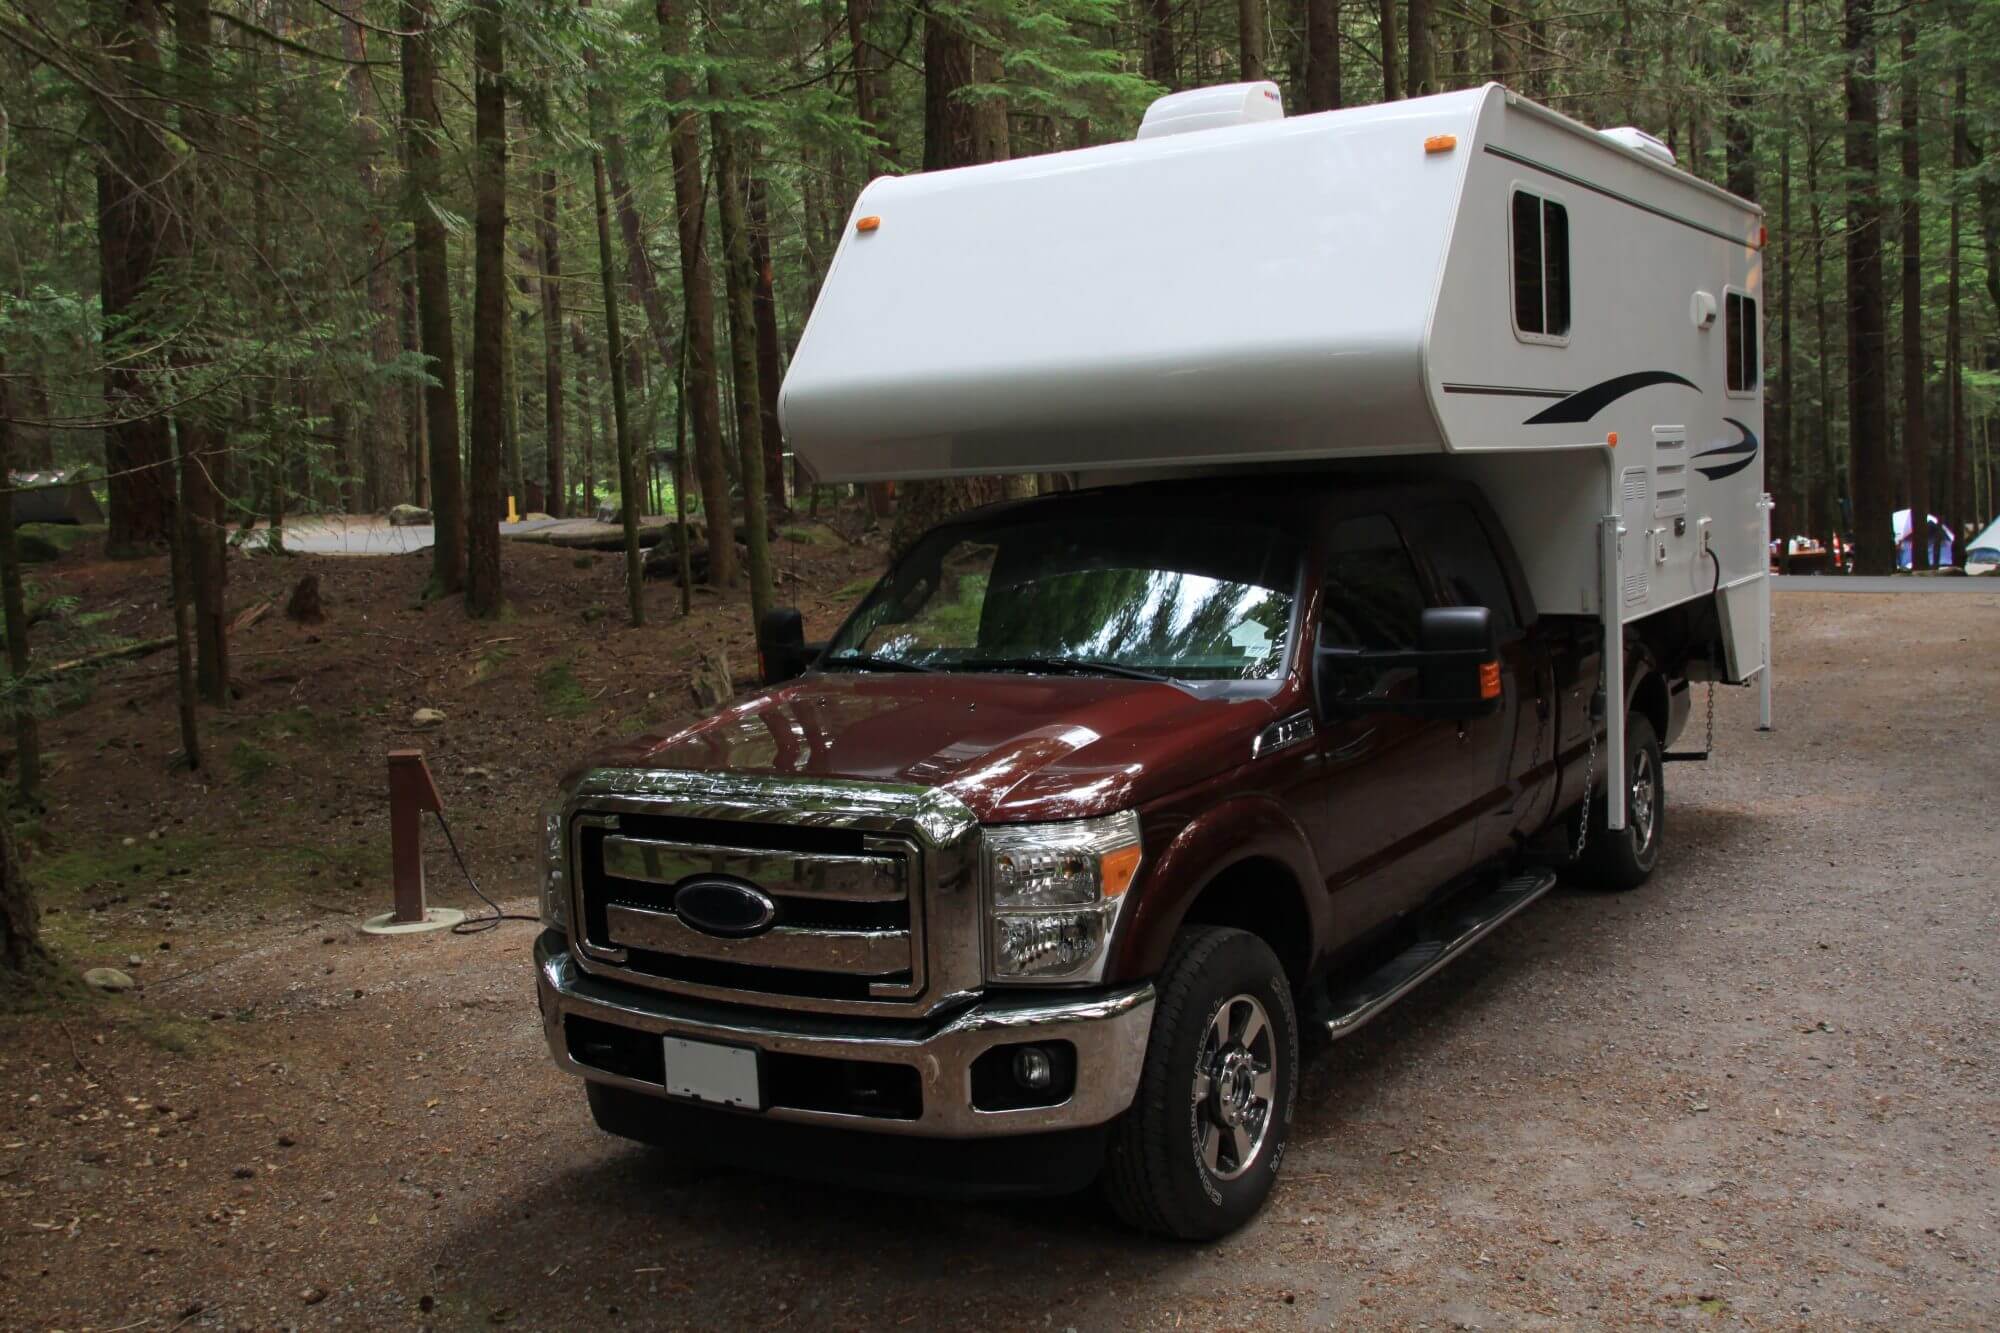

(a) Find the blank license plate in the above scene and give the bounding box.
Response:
[661,1037,761,1110]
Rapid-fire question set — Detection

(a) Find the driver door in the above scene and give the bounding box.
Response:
[1308,513,1477,943]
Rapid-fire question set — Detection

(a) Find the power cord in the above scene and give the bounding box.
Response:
[433,808,539,935]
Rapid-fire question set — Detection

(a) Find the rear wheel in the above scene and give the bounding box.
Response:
[1102,926,1297,1240]
[1577,712,1663,891]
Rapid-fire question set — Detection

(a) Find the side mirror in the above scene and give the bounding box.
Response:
[758,607,808,685]
[1316,606,1502,720]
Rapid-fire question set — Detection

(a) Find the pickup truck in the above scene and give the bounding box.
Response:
[534,471,1698,1238]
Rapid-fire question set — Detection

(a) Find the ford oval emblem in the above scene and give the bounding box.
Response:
[673,877,778,938]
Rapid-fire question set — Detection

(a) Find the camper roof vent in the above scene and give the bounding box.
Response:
[1599,126,1677,167]
[1137,82,1284,141]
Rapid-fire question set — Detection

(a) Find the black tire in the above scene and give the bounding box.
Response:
[1102,926,1298,1240]
[1577,712,1664,891]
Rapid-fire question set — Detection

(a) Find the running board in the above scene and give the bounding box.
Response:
[1321,868,1559,1040]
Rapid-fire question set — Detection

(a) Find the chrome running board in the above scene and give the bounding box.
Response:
[1322,868,1558,1040]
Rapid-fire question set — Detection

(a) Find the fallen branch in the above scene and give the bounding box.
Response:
[39,636,176,676]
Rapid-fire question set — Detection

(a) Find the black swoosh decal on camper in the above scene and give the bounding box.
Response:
[1523,371,1699,425]
[1694,418,1760,480]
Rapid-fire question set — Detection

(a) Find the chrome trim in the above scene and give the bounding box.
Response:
[602,835,908,903]
[563,770,983,1018]
[605,904,911,976]
[538,931,1153,1138]
[1252,709,1315,759]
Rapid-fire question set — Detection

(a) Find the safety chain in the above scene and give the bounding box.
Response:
[1702,678,1716,757]
[1573,720,1597,861]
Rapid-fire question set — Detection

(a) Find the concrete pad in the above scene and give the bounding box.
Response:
[360,907,467,936]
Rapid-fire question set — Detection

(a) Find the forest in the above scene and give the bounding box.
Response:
[0,0,1997,969]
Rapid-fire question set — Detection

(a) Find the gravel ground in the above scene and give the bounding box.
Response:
[4,587,1996,1331]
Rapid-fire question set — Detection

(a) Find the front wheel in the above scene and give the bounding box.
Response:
[1102,926,1297,1240]
[1577,712,1664,891]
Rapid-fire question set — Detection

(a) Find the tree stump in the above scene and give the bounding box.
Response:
[284,574,324,625]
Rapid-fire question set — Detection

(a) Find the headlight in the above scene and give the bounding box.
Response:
[539,796,570,932]
[984,811,1142,984]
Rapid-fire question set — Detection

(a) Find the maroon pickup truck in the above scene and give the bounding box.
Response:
[534,472,1699,1237]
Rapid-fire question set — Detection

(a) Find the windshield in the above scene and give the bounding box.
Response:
[823,511,1300,682]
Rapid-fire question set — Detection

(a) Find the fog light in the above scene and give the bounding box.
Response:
[1013,1045,1054,1090]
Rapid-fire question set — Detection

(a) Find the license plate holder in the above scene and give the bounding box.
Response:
[660,1036,762,1110]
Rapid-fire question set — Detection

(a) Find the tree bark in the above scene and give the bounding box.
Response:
[1723,2,1755,201]
[1773,0,1793,561]
[709,68,774,629]
[0,798,46,979]
[1947,60,1969,544]
[1898,18,1928,569]
[656,0,737,586]
[748,172,787,513]
[1844,0,1892,576]
[0,355,40,803]
[1303,0,1340,112]
[539,171,566,518]
[1489,2,1512,84]
[1142,0,1175,89]
[571,318,598,512]
[847,0,897,169]
[1377,0,1402,99]
[339,0,403,508]
[1239,0,1267,81]
[1406,0,1432,96]
[94,0,175,557]
[592,155,644,627]
[464,0,506,616]
[402,0,464,594]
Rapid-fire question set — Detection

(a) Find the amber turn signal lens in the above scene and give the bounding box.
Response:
[1424,134,1458,154]
[1479,661,1502,700]
[1099,844,1143,898]
[855,215,881,232]
[1607,431,1619,448]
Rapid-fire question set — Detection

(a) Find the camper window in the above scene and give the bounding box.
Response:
[1726,290,1760,394]
[1510,190,1571,343]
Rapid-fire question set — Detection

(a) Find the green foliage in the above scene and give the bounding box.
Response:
[534,658,593,717]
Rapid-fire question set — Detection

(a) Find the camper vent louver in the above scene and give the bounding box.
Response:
[1600,127,1677,168]
[1136,82,1285,141]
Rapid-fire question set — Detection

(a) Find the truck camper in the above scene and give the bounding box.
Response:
[531,82,1771,1238]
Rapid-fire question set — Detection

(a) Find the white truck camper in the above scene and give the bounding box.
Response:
[782,81,1775,813]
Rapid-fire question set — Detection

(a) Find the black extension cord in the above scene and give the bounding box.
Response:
[433,808,540,935]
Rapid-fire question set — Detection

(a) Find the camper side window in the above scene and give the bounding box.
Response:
[1511,190,1571,342]
[1726,290,1760,393]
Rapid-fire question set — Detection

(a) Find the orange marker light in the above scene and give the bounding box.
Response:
[1424,134,1458,154]
[1100,845,1143,898]
[1607,431,1619,448]
[1479,661,1502,700]
[855,215,882,233]
[1758,225,1769,247]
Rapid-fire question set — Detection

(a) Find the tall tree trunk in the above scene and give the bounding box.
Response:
[172,0,228,704]
[1898,17,1928,569]
[1406,0,1432,96]
[571,318,598,512]
[1723,2,1755,200]
[656,0,736,586]
[1811,157,1835,551]
[592,154,644,627]
[709,68,773,629]
[167,428,200,771]
[95,0,175,557]
[1489,2,1512,84]
[402,258,429,506]
[1303,0,1340,111]
[748,171,787,512]
[464,0,506,616]
[0,356,39,804]
[847,0,897,169]
[540,172,566,517]
[340,0,403,508]
[0,799,47,979]
[1774,0,1793,562]
[1377,0,1402,99]
[898,2,1005,558]
[1844,0,1892,575]
[1239,0,1267,81]
[1947,60,1969,545]
[402,0,463,593]
[1143,0,1175,89]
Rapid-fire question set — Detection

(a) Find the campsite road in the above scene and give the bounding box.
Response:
[1774,574,1999,592]
[4,587,1997,1330]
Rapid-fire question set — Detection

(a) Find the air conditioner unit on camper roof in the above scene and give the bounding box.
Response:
[1599,126,1676,167]
[1136,82,1284,141]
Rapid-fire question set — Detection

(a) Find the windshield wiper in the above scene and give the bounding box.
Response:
[952,656,1176,684]
[817,653,938,674]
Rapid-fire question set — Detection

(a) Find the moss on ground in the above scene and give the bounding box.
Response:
[535,660,592,718]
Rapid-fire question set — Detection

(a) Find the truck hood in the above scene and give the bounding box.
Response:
[572,672,1280,823]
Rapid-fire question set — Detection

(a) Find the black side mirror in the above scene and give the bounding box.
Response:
[1316,605,1501,720]
[758,608,808,685]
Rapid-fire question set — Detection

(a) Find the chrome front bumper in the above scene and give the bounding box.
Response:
[536,931,1154,1138]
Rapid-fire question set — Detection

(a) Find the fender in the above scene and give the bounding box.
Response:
[1110,793,1326,985]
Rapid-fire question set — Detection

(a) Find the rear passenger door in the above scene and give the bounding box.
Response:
[1399,500,1545,864]
[1309,514,1477,941]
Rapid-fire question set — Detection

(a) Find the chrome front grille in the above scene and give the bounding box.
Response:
[572,811,926,1006]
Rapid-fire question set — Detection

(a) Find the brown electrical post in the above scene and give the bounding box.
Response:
[387,750,444,924]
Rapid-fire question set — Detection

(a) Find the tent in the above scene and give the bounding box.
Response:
[1967,515,2000,574]
[9,470,104,526]
[1893,509,1953,569]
